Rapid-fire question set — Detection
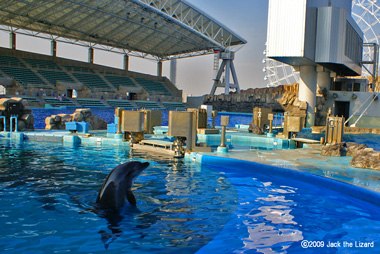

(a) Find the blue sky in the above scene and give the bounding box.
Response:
[181,0,269,95]
[0,0,269,96]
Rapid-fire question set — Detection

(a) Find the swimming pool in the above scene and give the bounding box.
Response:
[1,139,380,253]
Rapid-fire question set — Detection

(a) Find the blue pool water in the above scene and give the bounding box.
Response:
[1,140,380,253]
[0,140,237,253]
[31,108,253,130]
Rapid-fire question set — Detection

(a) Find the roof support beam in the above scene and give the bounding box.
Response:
[51,40,57,57]
[157,60,163,77]
[88,47,94,64]
[10,31,16,50]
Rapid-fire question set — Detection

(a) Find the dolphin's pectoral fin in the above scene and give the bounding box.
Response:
[98,182,117,209]
[126,189,136,206]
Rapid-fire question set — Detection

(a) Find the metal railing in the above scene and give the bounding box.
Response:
[10,115,18,133]
[0,116,6,132]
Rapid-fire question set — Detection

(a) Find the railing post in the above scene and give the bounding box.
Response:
[10,115,18,132]
[0,116,5,132]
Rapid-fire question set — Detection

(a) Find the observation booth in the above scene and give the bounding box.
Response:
[266,0,365,127]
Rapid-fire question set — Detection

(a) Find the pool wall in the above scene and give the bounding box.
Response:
[196,154,380,206]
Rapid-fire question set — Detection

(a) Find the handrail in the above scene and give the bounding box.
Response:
[345,93,374,125]
[10,115,18,133]
[350,92,380,127]
[0,116,6,132]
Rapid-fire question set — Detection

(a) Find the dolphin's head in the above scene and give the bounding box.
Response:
[96,161,150,210]
[121,161,149,206]
[123,161,150,182]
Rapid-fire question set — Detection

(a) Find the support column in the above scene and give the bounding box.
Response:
[210,52,240,95]
[88,47,94,64]
[123,54,129,71]
[224,60,231,94]
[10,32,16,50]
[157,61,162,77]
[170,58,177,86]
[51,40,57,57]
[298,65,317,127]
[230,60,241,94]
[316,66,331,91]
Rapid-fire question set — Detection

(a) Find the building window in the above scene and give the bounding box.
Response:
[353,83,361,91]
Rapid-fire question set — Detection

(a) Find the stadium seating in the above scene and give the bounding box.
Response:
[104,75,137,89]
[162,102,187,110]
[73,72,113,92]
[26,83,53,90]
[76,98,107,107]
[135,101,162,109]
[107,100,135,109]
[14,96,41,103]
[64,65,95,73]
[0,50,182,103]
[0,66,44,86]
[135,77,171,96]
[0,55,25,67]
[38,69,75,84]
[23,58,61,70]
[44,97,76,107]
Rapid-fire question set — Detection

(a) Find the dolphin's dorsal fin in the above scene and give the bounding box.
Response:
[98,182,117,209]
[126,190,136,206]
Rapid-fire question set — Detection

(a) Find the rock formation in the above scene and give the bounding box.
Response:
[349,147,380,170]
[45,108,107,130]
[45,113,73,130]
[321,142,380,170]
[320,143,347,157]
[0,97,34,131]
[248,123,264,135]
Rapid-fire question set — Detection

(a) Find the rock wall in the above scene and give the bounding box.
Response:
[45,108,107,130]
[203,84,301,113]
[203,84,333,126]
[0,97,34,131]
[204,84,310,126]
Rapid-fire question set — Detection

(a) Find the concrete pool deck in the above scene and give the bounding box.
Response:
[192,144,380,193]
[1,129,380,194]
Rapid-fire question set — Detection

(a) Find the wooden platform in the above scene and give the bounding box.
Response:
[291,138,321,148]
[132,140,175,156]
[291,138,321,144]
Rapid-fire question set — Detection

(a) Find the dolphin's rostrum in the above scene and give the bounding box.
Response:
[96,161,149,210]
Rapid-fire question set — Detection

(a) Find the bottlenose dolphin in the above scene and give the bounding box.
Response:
[96,161,149,210]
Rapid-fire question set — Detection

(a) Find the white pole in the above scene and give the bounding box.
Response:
[298,65,317,127]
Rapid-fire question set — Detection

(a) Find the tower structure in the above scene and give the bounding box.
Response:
[210,51,240,95]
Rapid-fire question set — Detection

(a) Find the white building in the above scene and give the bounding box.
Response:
[267,0,364,127]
